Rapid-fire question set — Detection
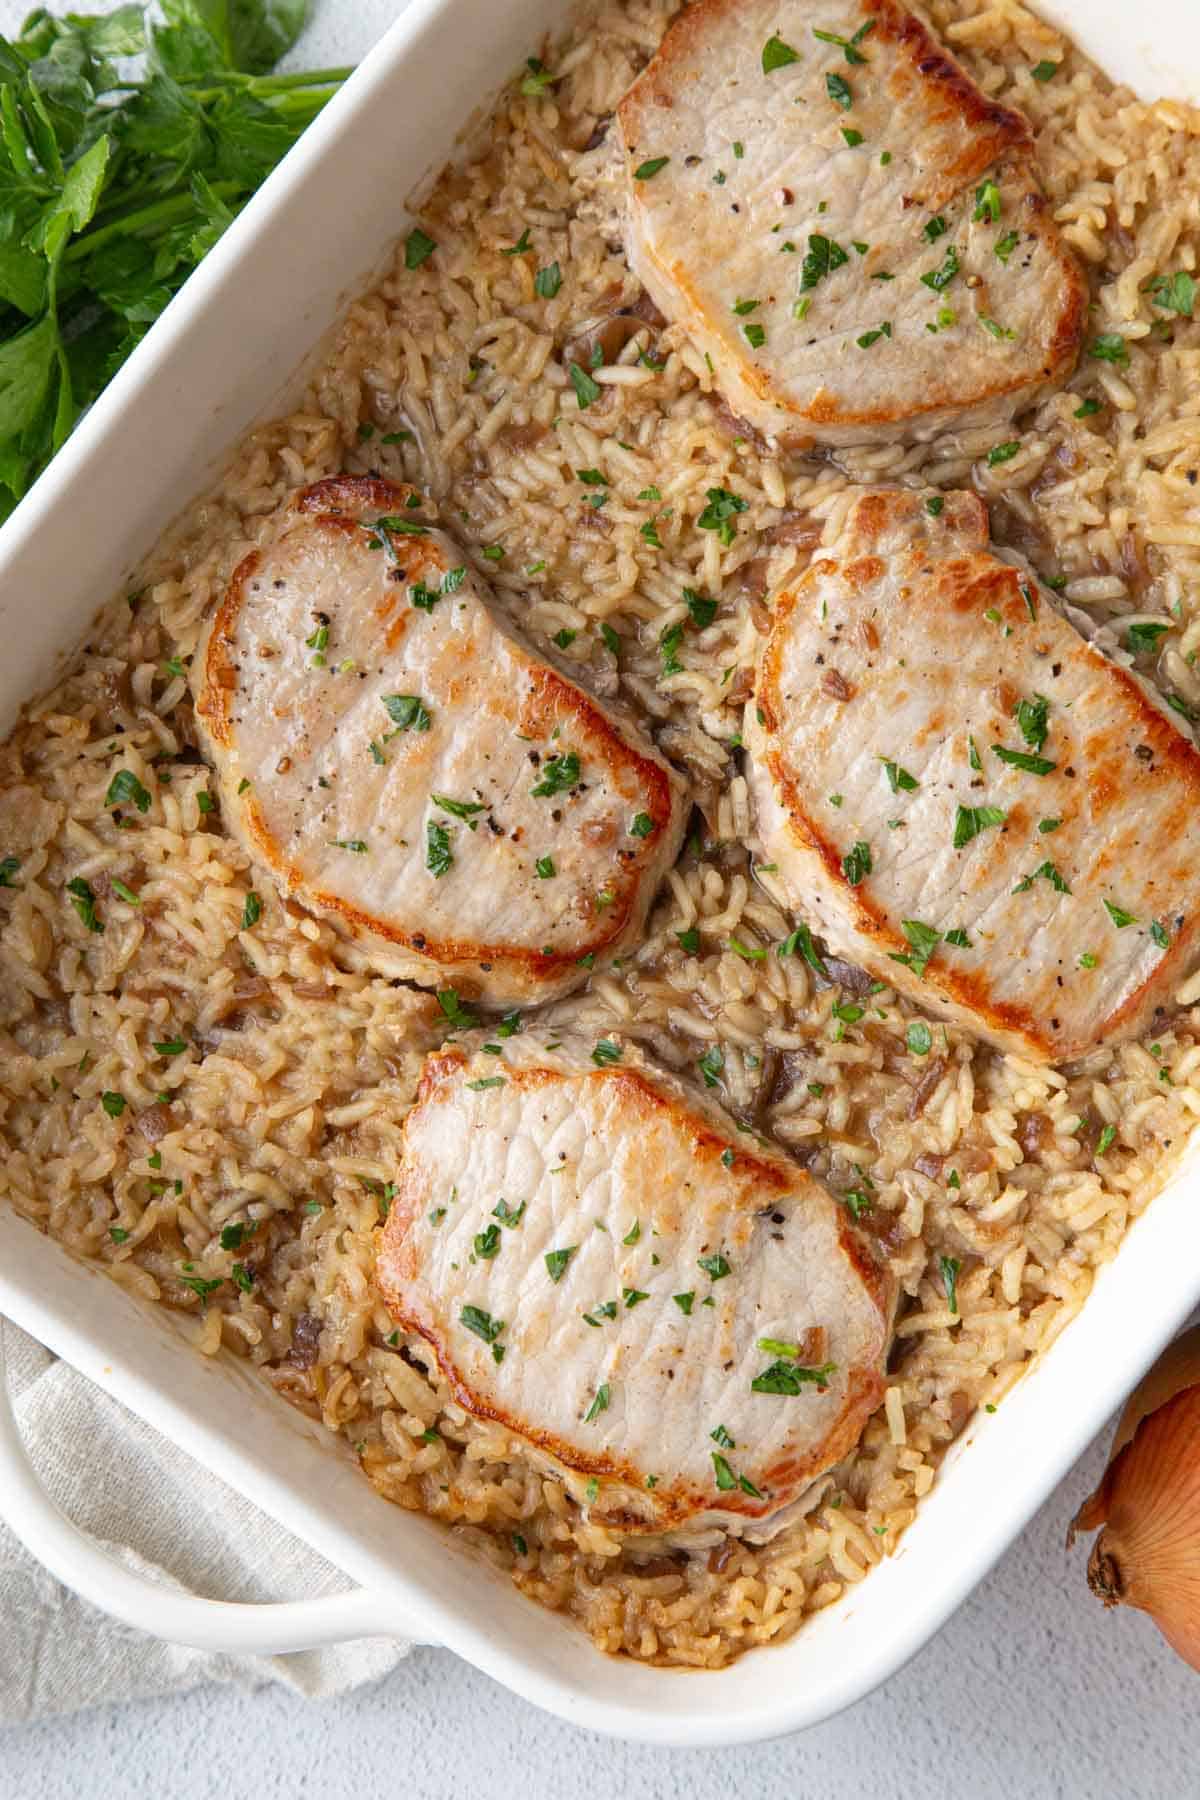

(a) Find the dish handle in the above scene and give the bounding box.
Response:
[0,1325,435,1654]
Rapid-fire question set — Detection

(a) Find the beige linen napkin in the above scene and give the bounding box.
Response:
[0,1319,409,1723]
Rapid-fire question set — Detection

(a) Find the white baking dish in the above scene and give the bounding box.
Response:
[1,0,1199,1746]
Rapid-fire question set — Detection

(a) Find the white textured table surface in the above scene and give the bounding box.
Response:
[0,2,1196,1792]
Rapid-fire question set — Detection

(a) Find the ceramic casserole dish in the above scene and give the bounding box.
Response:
[1,0,1199,1745]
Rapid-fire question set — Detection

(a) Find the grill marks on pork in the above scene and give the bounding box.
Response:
[617,0,1084,448]
[193,478,688,1006]
[376,1035,894,1536]
[745,486,1200,1062]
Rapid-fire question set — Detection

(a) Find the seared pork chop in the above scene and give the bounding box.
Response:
[617,0,1085,447]
[745,487,1200,1063]
[194,478,687,1004]
[376,1034,894,1536]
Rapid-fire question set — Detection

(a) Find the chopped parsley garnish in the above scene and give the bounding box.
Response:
[1031,60,1058,80]
[437,989,478,1030]
[1125,620,1169,655]
[601,622,621,656]
[331,838,368,854]
[153,1039,187,1057]
[1149,272,1196,318]
[697,486,748,546]
[1038,818,1062,835]
[1089,333,1129,365]
[101,1091,126,1118]
[780,921,828,977]
[856,321,892,348]
[926,495,945,516]
[710,1423,735,1449]
[743,321,766,349]
[979,316,1016,340]
[461,1305,503,1345]
[535,856,556,879]
[1012,860,1070,896]
[633,156,670,180]
[544,1246,576,1283]
[179,1276,223,1302]
[1016,693,1050,752]
[66,877,102,933]
[1074,398,1102,418]
[801,233,849,290]
[569,362,601,409]
[945,928,971,947]
[466,1076,506,1091]
[501,228,531,256]
[698,1253,731,1281]
[1096,1124,1117,1157]
[431,794,486,826]
[111,880,140,906]
[584,1383,610,1422]
[750,1359,836,1394]
[405,228,436,270]
[493,1199,526,1230]
[1151,920,1170,949]
[889,918,941,978]
[109,1227,130,1244]
[426,820,452,878]
[992,743,1056,775]
[994,229,1020,263]
[592,1039,621,1066]
[881,759,918,793]
[698,1045,724,1089]
[684,588,718,627]
[640,522,661,547]
[535,261,562,299]
[520,57,556,96]
[732,298,759,316]
[241,892,262,929]
[624,1287,649,1309]
[1078,951,1098,969]
[825,71,852,109]
[762,34,801,73]
[711,1452,737,1490]
[973,180,1001,223]
[622,1220,641,1245]
[841,128,863,146]
[987,440,1021,466]
[923,215,949,243]
[728,937,766,961]
[813,20,874,62]
[676,926,701,954]
[660,621,685,675]
[906,1021,933,1056]
[920,245,959,292]
[0,856,20,887]
[940,1255,961,1315]
[531,751,580,797]
[842,840,872,887]
[105,770,152,814]
[1103,899,1136,928]
[674,1291,695,1315]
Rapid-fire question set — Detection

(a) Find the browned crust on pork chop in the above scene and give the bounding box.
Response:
[754,487,1200,1059]
[619,0,1032,195]
[377,1048,891,1531]
[195,477,683,994]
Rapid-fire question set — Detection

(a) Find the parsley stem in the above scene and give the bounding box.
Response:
[64,183,244,261]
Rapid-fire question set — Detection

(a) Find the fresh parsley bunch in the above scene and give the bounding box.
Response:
[0,2,350,519]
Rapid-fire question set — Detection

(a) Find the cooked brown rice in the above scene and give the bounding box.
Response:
[3,0,1200,1668]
